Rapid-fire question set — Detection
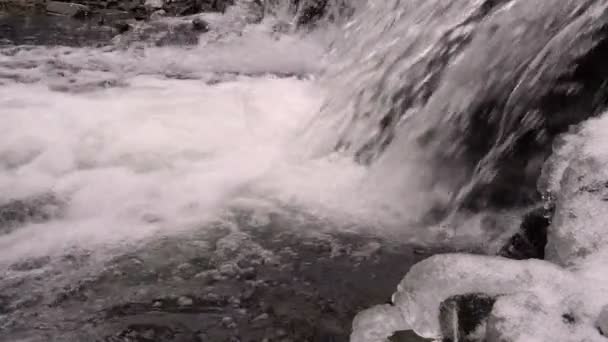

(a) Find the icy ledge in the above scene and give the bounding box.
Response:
[352,113,608,342]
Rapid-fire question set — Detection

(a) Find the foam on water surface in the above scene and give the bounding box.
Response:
[0,73,319,261]
[0,15,422,267]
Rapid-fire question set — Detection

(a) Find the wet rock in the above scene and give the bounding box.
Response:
[439,293,497,342]
[194,269,225,283]
[389,330,434,342]
[150,9,167,19]
[9,256,51,271]
[221,316,236,328]
[162,0,233,16]
[117,324,177,341]
[0,295,12,314]
[144,0,164,11]
[131,6,149,20]
[46,1,89,18]
[191,17,209,32]
[218,263,239,277]
[98,9,132,23]
[294,0,327,27]
[0,0,45,13]
[252,312,269,322]
[0,194,63,234]
[272,20,291,34]
[240,266,256,280]
[176,262,193,272]
[114,22,132,34]
[177,296,193,307]
[152,22,201,46]
[498,206,552,260]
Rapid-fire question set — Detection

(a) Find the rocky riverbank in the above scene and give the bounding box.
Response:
[0,0,234,20]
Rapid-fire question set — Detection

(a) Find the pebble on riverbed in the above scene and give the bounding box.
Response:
[177,296,193,307]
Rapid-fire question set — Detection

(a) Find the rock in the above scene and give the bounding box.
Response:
[131,6,149,20]
[98,9,132,23]
[253,313,269,322]
[350,304,411,342]
[192,17,209,32]
[240,266,256,280]
[272,20,291,34]
[438,293,497,342]
[0,194,63,234]
[145,0,164,10]
[219,263,239,277]
[229,296,241,307]
[221,316,236,329]
[162,0,230,16]
[295,0,327,27]
[0,0,45,13]
[114,22,131,34]
[151,22,201,46]
[389,330,433,342]
[177,296,193,306]
[597,305,608,336]
[46,1,89,18]
[177,262,192,272]
[9,256,51,271]
[150,9,166,19]
[498,206,552,260]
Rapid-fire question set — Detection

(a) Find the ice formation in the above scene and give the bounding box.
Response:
[352,112,608,341]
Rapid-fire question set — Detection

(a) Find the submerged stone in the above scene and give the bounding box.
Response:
[46,1,90,17]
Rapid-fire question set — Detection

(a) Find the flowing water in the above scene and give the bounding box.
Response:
[2,0,608,341]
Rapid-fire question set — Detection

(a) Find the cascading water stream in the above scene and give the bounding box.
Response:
[3,0,608,341]
[312,0,608,340]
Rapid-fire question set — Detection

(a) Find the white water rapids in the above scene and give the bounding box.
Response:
[0,7,442,268]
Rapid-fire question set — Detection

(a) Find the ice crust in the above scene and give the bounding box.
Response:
[352,112,608,341]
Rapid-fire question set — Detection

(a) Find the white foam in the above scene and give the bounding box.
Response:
[0,73,326,261]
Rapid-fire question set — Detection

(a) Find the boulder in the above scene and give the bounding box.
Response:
[0,194,63,235]
[98,9,132,24]
[144,0,164,10]
[192,17,209,32]
[46,1,90,17]
[162,0,233,16]
[295,0,327,27]
[498,206,551,260]
[439,293,497,342]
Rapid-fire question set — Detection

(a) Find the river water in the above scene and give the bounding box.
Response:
[0,6,432,342]
[2,0,608,341]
